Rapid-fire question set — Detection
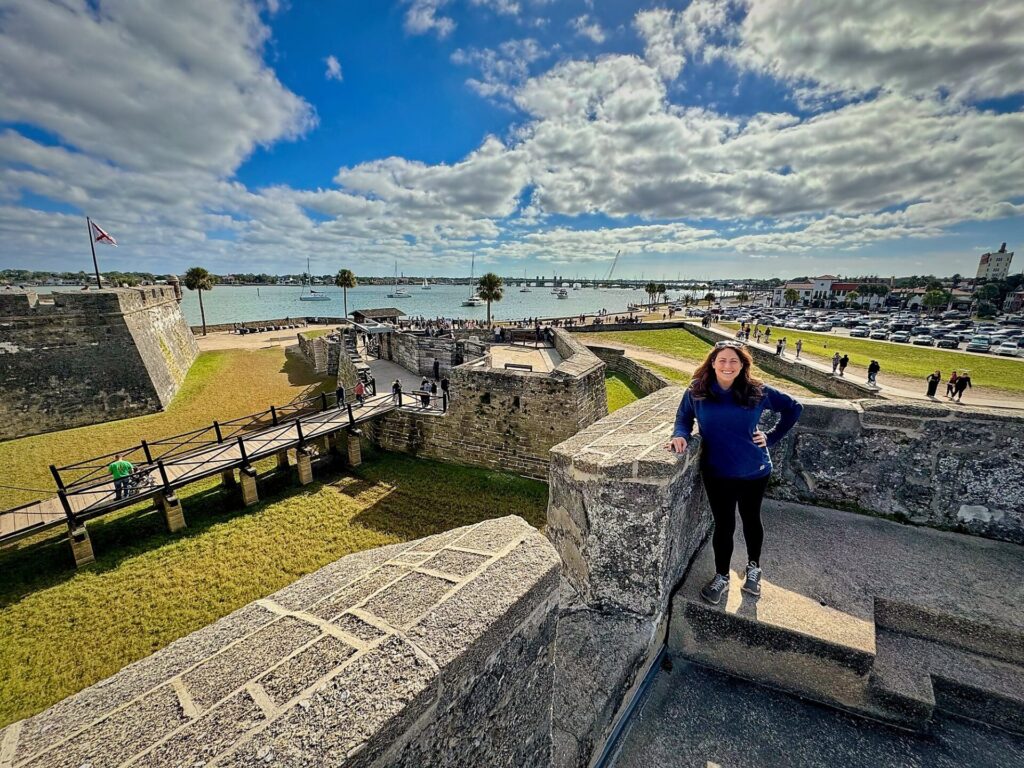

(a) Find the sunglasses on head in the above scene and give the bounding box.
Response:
[714,340,745,349]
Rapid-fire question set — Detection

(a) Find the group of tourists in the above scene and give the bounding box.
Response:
[390,376,450,408]
[926,370,972,401]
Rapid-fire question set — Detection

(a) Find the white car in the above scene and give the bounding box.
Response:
[995,341,1021,357]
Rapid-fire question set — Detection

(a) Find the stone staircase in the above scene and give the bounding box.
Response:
[669,500,1024,734]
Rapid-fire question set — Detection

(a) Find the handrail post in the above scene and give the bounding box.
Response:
[214,420,223,443]
[50,464,65,491]
[270,405,278,426]
[321,392,329,410]
[157,460,172,493]
[237,436,249,465]
[347,404,356,428]
[58,490,75,526]
[141,440,153,464]
[295,418,305,447]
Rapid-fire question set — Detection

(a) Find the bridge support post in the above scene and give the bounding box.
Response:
[158,492,186,533]
[346,432,362,467]
[221,468,236,487]
[277,450,290,470]
[68,524,95,568]
[327,431,342,458]
[296,447,314,485]
[239,466,259,506]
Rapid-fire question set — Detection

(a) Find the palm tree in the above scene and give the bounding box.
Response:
[846,290,860,308]
[335,269,357,320]
[656,283,667,305]
[704,291,716,307]
[645,282,658,309]
[736,291,749,303]
[477,272,504,327]
[183,266,214,336]
[783,288,799,307]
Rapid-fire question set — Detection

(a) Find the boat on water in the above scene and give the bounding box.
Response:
[299,257,331,301]
[520,284,531,293]
[462,254,484,307]
[557,289,569,299]
[387,260,411,298]
[421,278,431,290]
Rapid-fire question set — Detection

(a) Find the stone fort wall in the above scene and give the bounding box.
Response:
[0,287,198,441]
[366,329,607,479]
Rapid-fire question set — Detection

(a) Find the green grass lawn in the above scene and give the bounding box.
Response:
[605,372,646,412]
[718,322,1024,393]
[0,348,335,510]
[299,328,333,339]
[0,447,547,728]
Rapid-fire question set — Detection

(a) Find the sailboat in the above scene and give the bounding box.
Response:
[519,267,531,292]
[387,261,411,298]
[299,257,331,301]
[421,278,431,290]
[462,254,484,307]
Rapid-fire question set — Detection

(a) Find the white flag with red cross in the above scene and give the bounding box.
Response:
[91,221,117,246]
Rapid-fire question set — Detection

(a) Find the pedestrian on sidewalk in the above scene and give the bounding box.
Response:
[419,378,432,407]
[755,328,762,343]
[795,339,803,359]
[764,328,771,343]
[667,341,803,605]
[953,371,972,402]
[867,360,880,386]
[926,370,941,398]
[838,354,849,377]
[946,371,959,398]
[354,379,366,406]
[832,351,841,374]
[109,453,134,501]
[775,339,783,356]
[391,379,402,404]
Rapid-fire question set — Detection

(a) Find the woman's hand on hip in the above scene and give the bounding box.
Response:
[667,437,688,454]
[752,430,768,448]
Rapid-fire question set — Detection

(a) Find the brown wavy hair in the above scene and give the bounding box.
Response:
[690,343,765,407]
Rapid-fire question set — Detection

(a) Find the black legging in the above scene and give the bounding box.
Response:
[702,471,770,575]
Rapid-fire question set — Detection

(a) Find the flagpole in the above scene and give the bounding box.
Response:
[87,216,102,289]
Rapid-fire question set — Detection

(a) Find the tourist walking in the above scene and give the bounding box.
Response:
[838,354,850,377]
[926,370,941,398]
[775,339,783,356]
[795,339,803,359]
[946,371,959,398]
[867,360,880,386]
[419,378,432,407]
[764,328,771,343]
[667,341,803,604]
[953,371,972,402]
[335,381,346,408]
[108,453,134,501]
[392,379,402,404]
[354,379,366,406]
[831,352,841,374]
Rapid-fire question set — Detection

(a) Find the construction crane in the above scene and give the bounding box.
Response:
[606,250,621,281]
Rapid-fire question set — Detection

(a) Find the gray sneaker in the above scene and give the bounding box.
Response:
[700,573,729,605]
[741,562,762,596]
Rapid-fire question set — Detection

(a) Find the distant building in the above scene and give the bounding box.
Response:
[772,275,889,308]
[976,243,1013,281]
[1004,288,1024,313]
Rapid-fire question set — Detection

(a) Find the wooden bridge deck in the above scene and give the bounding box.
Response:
[0,394,408,545]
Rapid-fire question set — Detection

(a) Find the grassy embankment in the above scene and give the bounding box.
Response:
[719,322,1024,393]
[605,372,646,412]
[587,329,822,398]
[0,345,547,727]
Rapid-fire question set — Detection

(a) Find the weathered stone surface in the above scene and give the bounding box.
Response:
[775,400,1024,543]
[451,515,532,553]
[181,616,321,710]
[361,571,456,628]
[306,564,410,620]
[332,612,388,644]
[422,547,491,577]
[23,685,186,768]
[132,690,266,768]
[257,634,358,706]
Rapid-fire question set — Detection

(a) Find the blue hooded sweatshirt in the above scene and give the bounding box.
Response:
[673,382,803,479]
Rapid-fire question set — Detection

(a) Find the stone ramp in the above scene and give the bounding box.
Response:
[668,500,1024,733]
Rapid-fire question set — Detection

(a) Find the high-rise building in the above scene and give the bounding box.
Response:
[976,243,1013,281]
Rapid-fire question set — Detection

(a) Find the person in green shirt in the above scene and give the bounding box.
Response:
[109,454,134,500]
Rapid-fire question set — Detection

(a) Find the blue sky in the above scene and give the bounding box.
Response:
[0,0,1022,280]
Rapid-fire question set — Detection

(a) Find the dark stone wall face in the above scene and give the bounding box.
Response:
[0,288,198,440]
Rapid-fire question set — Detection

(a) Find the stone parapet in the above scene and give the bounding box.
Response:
[770,398,1024,543]
[546,386,711,768]
[1,517,561,768]
[585,344,674,395]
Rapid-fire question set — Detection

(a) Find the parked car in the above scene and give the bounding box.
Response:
[849,326,871,337]
[965,336,992,353]
[890,332,911,343]
[935,336,960,349]
[995,342,1020,357]
[911,335,935,346]
[796,322,814,330]
[869,330,889,340]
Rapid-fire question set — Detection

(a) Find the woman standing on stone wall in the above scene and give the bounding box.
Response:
[667,341,803,605]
